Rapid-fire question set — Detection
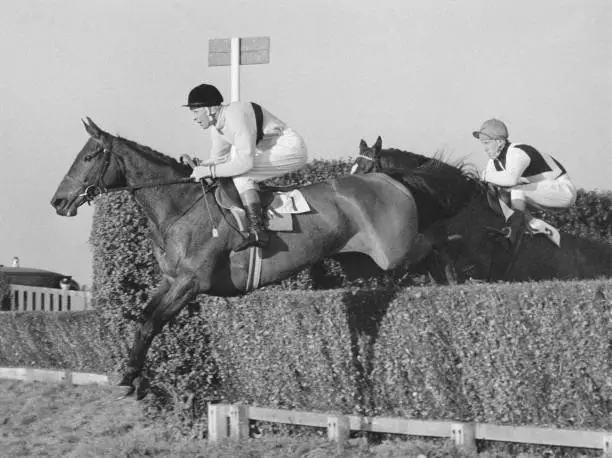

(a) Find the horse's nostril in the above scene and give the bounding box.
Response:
[52,198,65,209]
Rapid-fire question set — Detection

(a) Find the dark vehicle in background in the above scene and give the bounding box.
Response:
[0,267,79,289]
[0,266,79,311]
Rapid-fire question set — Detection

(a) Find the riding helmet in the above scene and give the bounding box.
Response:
[183,83,224,108]
[472,118,509,140]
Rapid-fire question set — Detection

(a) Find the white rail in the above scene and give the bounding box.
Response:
[209,403,612,455]
[0,367,108,385]
[8,285,93,312]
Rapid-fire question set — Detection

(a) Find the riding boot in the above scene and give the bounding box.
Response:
[234,203,270,252]
[500,210,526,251]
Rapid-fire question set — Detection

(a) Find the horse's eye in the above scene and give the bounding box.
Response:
[84,149,101,162]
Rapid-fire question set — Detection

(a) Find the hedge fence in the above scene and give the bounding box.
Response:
[2,281,611,434]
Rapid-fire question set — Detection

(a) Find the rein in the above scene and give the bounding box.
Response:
[72,142,198,205]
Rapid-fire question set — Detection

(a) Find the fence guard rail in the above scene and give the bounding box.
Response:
[208,403,612,455]
[8,285,93,312]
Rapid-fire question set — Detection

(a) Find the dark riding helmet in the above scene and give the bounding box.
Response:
[183,83,224,108]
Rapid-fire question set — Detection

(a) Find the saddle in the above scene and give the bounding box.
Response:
[214,178,310,232]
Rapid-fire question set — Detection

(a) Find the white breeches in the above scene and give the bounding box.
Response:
[510,175,577,210]
[497,175,576,220]
[233,128,308,194]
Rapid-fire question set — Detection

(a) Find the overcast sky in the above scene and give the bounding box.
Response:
[1,0,610,285]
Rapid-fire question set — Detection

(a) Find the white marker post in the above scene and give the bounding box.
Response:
[230,37,240,102]
[208,36,271,102]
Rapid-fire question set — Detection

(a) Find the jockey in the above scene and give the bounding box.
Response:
[473,118,577,247]
[185,83,308,251]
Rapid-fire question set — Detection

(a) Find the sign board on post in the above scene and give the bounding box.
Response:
[208,36,270,102]
[208,37,270,66]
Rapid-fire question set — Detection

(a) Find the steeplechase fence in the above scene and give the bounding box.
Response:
[8,285,94,312]
[208,403,612,455]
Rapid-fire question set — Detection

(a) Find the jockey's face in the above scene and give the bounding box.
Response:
[191,106,219,130]
[480,138,505,160]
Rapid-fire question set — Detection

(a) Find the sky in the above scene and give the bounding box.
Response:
[1,0,610,286]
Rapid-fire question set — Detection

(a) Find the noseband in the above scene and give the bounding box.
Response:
[354,153,382,173]
[74,144,114,205]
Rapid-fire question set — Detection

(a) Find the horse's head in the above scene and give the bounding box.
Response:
[51,118,126,216]
[350,136,383,174]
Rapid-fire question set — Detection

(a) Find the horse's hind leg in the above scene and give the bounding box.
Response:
[119,274,199,399]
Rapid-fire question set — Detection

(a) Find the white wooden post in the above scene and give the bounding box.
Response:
[327,415,350,452]
[230,37,240,102]
[209,36,270,102]
[208,403,229,442]
[229,404,249,440]
[603,435,612,457]
[451,422,476,450]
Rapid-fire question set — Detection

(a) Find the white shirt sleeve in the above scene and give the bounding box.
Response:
[484,146,531,187]
[481,160,497,181]
[210,104,258,177]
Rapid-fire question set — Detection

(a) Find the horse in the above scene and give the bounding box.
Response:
[352,137,479,283]
[50,119,475,398]
[351,136,612,282]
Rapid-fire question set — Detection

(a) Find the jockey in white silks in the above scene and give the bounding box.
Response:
[185,83,308,252]
[473,118,577,247]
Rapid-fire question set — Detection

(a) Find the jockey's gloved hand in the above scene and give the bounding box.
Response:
[180,154,200,168]
[190,165,212,181]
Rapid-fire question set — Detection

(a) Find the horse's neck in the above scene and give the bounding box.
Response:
[133,185,205,238]
[119,147,203,236]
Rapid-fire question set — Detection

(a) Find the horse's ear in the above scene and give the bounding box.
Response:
[359,139,368,153]
[82,117,112,150]
[82,117,105,140]
[374,136,383,153]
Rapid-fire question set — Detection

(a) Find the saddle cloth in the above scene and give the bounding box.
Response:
[527,217,561,247]
[215,180,310,232]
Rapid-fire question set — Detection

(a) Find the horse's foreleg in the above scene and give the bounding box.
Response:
[119,274,199,398]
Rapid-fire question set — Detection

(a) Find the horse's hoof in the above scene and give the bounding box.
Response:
[118,372,136,387]
[116,385,135,401]
[134,376,150,401]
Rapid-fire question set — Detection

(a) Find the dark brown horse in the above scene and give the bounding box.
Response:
[50,119,474,398]
[352,137,477,283]
[352,136,612,282]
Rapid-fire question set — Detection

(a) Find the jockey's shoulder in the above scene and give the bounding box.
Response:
[226,100,260,112]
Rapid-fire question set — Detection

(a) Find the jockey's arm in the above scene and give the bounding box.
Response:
[485,147,531,187]
[198,134,231,167]
[481,160,497,182]
[207,106,258,177]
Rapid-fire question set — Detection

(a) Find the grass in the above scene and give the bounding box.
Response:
[0,379,596,457]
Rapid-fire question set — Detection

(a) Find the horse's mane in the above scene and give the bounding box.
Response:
[377,150,482,227]
[117,136,191,173]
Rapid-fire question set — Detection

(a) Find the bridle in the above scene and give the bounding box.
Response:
[67,137,195,205]
[352,153,381,174]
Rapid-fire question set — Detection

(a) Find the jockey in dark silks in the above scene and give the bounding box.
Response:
[473,118,577,247]
[185,83,308,252]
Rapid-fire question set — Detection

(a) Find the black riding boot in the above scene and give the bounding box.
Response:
[234,203,270,252]
[500,210,526,251]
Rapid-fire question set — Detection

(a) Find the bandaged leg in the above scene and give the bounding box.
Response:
[233,177,269,252]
